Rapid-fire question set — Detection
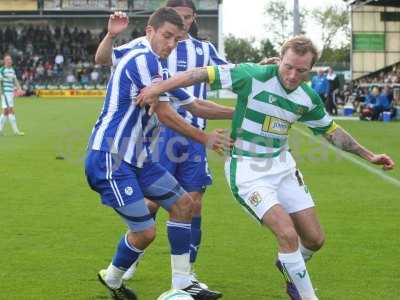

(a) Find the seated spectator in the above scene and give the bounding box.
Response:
[361,86,392,120]
[360,86,379,120]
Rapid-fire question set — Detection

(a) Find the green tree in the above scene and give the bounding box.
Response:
[224,34,261,63]
[318,45,350,69]
[312,5,350,53]
[264,0,308,47]
[260,39,279,58]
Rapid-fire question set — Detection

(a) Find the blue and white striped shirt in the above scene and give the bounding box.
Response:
[89,38,194,167]
[113,35,227,129]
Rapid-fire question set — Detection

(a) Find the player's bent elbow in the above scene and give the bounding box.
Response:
[94,55,112,66]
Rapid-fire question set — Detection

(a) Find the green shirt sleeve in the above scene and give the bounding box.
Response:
[208,63,277,95]
[298,83,335,135]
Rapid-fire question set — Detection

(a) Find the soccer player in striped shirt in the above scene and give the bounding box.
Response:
[136,35,395,300]
[86,7,232,300]
[0,54,24,136]
[95,0,228,288]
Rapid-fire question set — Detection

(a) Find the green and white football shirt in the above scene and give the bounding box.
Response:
[207,63,337,158]
[0,66,17,93]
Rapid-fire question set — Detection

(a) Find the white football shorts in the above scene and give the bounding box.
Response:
[224,151,314,223]
[1,92,14,109]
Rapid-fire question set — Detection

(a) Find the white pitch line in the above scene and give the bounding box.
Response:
[292,126,400,189]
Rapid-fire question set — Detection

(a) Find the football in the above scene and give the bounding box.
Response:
[157,289,194,300]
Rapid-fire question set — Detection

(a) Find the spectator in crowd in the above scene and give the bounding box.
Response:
[1,22,218,90]
[311,69,329,107]
[90,67,100,83]
[66,72,76,83]
[326,67,339,115]
[35,63,45,80]
[360,86,392,120]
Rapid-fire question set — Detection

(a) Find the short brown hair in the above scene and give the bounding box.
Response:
[281,35,319,67]
[148,6,184,30]
[166,0,197,12]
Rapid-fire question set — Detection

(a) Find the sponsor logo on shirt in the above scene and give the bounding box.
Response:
[177,60,187,69]
[262,115,290,135]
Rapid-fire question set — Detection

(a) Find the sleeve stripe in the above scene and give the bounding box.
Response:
[207,66,216,84]
[325,121,338,134]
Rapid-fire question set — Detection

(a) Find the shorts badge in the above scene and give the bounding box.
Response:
[249,191,262,207]
[124,186,133,196]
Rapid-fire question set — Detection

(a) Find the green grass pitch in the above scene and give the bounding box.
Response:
[0,97,399,299]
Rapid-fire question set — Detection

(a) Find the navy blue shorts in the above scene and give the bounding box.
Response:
[153,126,213,192]
[85,150,186,230]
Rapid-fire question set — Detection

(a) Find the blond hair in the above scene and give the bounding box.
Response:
[281,35,319,67]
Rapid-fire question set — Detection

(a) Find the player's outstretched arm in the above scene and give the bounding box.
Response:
[136,67,209,107]
[154,102,233,154]
[184,100,234,120]
[324,126,395,170]
[95,11,129,66]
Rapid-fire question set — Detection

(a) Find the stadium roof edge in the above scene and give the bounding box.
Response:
[344,0,400,7]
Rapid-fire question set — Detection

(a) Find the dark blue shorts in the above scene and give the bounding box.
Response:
[85,150,186,210]
[152,126,213,192]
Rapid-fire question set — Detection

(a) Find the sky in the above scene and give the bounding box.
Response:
[222,0,348,49]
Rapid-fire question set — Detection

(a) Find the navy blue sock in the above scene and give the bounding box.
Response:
[190,216,202,263]
[167,221,191,255]
[112,234,143,271]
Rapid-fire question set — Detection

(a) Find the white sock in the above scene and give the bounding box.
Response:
[278,248,318,300]
[171,253,192,289]
[104,263,125,289]
[121,251,145,281]
[0,114,7,131]
[8,114,20,133]
[300,243,315,262]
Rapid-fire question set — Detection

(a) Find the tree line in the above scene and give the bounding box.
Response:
[224,0,350,68]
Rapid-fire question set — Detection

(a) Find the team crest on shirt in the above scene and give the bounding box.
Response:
[296,107,307,115]
[268,95,278,104]
[195,47,204,56]
[249,191,262,207]
[125,186,133,196]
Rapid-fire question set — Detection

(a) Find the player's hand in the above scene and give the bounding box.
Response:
[205,129,234,155]
[136,86,161,113]
[259,57,280,65]
[15,89,25,97]
[108,11,129,38]
[370,153,395,170]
